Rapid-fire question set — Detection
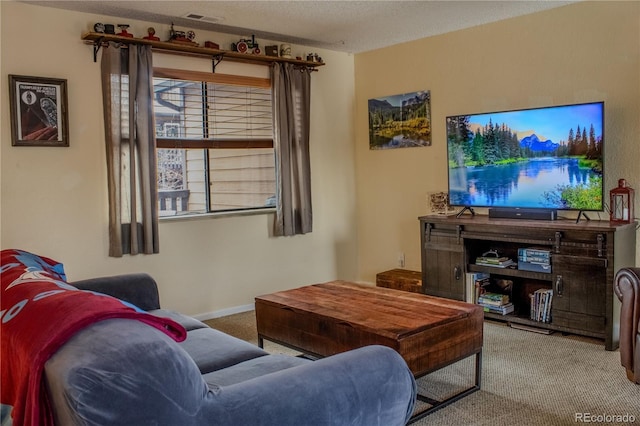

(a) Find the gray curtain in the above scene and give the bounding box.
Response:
[101,44,159,257]
[271,63,312,236]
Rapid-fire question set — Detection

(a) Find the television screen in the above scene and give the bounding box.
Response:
[446,102,604,212]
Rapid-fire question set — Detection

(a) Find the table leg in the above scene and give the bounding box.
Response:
[408,350,482,424]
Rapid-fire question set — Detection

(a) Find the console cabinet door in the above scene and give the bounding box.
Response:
[552,254,607,335]
[422,228,464,300]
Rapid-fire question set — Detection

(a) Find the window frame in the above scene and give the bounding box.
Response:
[153,67,276,218]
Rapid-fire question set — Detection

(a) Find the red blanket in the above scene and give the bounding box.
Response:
[0,249,186,426]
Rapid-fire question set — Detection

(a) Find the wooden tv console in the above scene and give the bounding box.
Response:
[418,214,637,350]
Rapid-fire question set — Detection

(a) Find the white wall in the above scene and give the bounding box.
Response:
[0,2,358,317]
[354,1,640,282]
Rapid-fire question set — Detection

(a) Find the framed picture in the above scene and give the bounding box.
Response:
[368,90,431,150]
[8,75,69,147]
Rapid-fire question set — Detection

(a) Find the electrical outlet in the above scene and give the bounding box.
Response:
[397,252,405,268]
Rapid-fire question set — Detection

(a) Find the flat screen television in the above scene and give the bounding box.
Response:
[446,101,604,215]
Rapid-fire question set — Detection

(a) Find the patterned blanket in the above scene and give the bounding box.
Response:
[0,249,186,425]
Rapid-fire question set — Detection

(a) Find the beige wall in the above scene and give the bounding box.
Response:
[0,2,358,317]
[354,1,640,282]
[3,2,639,316]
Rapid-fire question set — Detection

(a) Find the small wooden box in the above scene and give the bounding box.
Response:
[376,269,422,293]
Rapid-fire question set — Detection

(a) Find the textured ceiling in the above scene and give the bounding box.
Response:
[23,1,576,53]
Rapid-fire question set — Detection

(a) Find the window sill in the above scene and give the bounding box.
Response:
[159,207,275,222]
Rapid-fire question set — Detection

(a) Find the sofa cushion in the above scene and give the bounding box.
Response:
[150,309,208,331]
[179,327,268,374]
[203,354,311,389]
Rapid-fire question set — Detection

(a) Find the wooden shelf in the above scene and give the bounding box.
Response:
[81,32,325,68]
[467,263,553,282]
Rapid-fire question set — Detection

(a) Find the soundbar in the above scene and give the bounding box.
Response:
[488,208,557,221]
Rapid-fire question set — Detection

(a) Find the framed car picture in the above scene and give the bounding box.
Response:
[8,75,69,147]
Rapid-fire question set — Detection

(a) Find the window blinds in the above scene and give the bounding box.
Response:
[153,68,273,149]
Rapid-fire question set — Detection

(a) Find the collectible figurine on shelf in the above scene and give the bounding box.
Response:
[167,23,198,45]
[117,24,133,38]
[143,27,160,41]
[265,45,279,57]
[94,22,116,35]
[232,35,261,55]
[280,44,292,58]
[306,53,323,63]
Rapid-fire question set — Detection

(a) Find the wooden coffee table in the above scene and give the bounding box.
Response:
[255,281,483,422]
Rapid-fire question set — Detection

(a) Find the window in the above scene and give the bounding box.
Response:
[153,68,276,216]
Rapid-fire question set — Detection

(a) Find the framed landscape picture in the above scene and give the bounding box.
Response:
[9,75,69,147]
[368,90,431,150]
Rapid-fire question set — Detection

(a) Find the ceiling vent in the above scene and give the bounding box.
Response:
[182,13,224,24]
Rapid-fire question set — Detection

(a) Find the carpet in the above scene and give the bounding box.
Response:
[205,312,640,425]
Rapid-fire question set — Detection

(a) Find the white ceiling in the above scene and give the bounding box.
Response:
[23,1,576,53]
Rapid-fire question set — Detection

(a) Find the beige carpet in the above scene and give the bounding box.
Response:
[205,312,640,425]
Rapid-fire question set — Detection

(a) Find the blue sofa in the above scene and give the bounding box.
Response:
[37,273,417,425]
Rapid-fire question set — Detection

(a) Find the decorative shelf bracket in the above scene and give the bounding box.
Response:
[92,37,104,62]
[211,54,224,72]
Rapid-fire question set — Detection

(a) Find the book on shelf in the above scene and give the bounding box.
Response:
[465,272,489,303]
[476,256,510,264]
[517,256,550,265]
[517,247,551,262]
[473,276,492,304]
[478,292,510,306]
[518,247,551,273]
[529,288,553,323]
[475,257,515,268]
[480,302,514,315]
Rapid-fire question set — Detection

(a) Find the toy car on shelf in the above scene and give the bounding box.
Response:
[232,35,260,55]
[168,24,198,46]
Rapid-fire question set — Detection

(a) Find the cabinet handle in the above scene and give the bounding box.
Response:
[555,275,563,296]
[597,233,604,257]
[554,232,562,253]
[454,265,461,281]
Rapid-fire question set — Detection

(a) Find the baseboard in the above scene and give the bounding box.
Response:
[193,303,255,321]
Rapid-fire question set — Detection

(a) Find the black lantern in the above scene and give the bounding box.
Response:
[609,178,635,224]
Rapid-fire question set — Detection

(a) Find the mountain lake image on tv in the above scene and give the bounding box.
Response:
[447,102,604,211]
